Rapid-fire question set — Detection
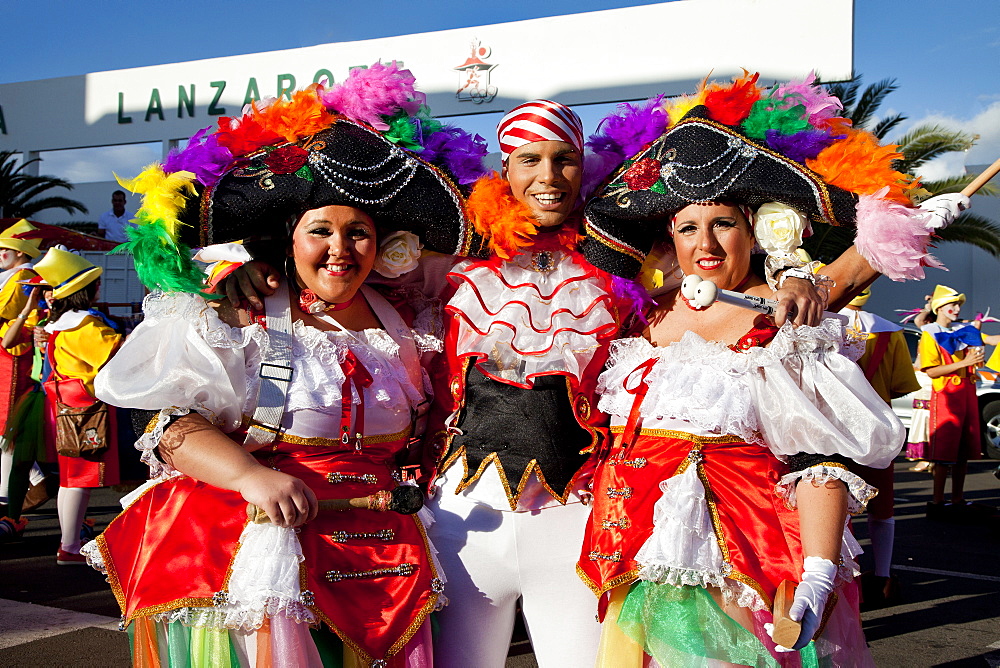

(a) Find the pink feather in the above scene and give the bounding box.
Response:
[320,62,426,130]
[774,72,843,126]
[854,188,945,281]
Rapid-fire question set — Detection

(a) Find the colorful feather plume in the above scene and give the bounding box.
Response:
[854,188,942,281]
[319,61,425,131]
[116,165,197,238]
[419,126,490,185]
[466,175,539,260]
[114,212,209,294]
[807,127,919,204]
[252,87,334,144]
[214,115,283,156]
[162,127,233,187]
[703,71,763,126]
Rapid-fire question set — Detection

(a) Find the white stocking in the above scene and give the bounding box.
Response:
[57,486,91,553]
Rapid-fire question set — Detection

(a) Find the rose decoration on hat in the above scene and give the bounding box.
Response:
[753,202,810,259]
[374,231,423,278]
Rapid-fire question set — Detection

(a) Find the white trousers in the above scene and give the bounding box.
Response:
[428,490,601,668]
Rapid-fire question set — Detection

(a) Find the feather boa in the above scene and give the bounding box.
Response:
[854,188,942,281]
[319,61,424,131]
[807,127,919,205]
[466,175,539,260]
[115,213,209,294]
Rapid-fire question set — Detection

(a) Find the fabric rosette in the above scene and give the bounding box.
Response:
[374,231,423,278]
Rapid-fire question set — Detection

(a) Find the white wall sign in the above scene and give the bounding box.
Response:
[0,0,852,153]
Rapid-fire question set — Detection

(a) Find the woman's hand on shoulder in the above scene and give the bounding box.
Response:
[238,466,318,528]
[221,261,281,312]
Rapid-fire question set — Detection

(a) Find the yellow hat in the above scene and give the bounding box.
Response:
[930,284,965,314]
[849,286,871,308]
[0,220,42,258]
[33,248,102,300]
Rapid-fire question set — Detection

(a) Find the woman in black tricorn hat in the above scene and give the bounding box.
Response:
[577,73,968,666]
[82,65,483,667]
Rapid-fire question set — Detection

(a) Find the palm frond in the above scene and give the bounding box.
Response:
[852,78,900,130]
[895,124,976,173]
[871,114,907,141]
[10,196,88,219]
[826,78,861,114]
[935,213,1000,257]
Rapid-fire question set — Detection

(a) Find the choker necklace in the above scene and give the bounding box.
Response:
[679,271,753,311]
[299,289,356,315]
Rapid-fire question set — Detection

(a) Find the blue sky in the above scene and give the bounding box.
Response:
[5,0,999,180]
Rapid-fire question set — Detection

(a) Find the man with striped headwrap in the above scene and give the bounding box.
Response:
[423,99,611,667]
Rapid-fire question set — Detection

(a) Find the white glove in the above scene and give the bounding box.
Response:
[769,556,838,652]
[919,193,970,230]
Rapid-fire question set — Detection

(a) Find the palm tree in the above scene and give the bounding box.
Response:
[0,150,88,219]
[804,76,1000,262]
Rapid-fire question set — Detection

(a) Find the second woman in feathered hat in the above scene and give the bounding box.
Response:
[574,72,955,666]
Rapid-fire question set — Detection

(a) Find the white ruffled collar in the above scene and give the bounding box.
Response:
[45,310,92,333]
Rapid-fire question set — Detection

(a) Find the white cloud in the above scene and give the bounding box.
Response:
[908,102,1000,180]
[37,143,161,183]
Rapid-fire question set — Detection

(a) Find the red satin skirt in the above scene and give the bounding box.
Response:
[0,348,33,435]
[928,379,981,463]
[579,430,801,615]
[96,437,440,664]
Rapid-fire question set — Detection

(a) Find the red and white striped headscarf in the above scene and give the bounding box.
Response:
[497,99,584,162]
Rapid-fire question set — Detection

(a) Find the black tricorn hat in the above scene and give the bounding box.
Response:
[583,106,859,278]
[178,118,477,257]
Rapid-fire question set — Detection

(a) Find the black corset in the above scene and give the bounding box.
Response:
[447,365,592,500]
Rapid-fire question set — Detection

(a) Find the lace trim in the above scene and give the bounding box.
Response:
[637,564,767,612]
[775,465,877,515]
[284,321,423,416]
[81,540,104,573]
[149,598,315,631]
[142,291,266,352]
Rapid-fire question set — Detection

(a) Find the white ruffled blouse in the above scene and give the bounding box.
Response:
[598,319,903,468]
[95,291,434,478]
[599,320,904,607]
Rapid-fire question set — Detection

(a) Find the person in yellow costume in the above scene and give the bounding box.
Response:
[840,287,920,605]
[32,248,122,564]
[918,285,999,519]
[0,220,43,521]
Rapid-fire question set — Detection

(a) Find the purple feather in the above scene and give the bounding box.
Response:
[611,274,654,325]
[587,96,669,160]
[420,126,490,185]
[163,127,234,187]
[765,128,838,163]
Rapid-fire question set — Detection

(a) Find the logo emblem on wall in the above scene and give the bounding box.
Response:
[455,40,498,104]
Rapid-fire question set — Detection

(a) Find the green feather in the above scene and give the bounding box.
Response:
[383,111,423,151]
[742,99,810,139]
[115,211,210,294]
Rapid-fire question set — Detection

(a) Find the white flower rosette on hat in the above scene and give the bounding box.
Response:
[753,202,818,289]
[374,230,423,278]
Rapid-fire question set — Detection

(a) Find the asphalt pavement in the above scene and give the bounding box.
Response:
[1,459,999,667]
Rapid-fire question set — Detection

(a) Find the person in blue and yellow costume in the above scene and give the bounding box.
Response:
[83,64,488,668]
[919,284,1000,520]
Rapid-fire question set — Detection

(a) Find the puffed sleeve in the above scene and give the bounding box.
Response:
[94,291,265,477]
[749,319,906,513]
